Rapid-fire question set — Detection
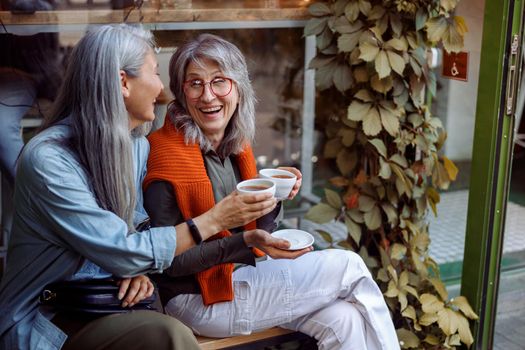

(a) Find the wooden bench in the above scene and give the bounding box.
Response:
[196,327,312,350]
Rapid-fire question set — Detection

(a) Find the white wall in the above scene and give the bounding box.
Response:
[442,0,485,161]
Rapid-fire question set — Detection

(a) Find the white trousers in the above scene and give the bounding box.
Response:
[165,249,400,350]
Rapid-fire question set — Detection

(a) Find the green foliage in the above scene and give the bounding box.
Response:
[303,0,477,348]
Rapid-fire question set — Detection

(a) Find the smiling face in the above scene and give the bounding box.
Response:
[123,51,164,130]
[184,58,239,145]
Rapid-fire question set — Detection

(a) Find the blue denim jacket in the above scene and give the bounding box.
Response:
[0,122,178,350]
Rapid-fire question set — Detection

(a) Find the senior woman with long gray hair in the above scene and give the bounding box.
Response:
[0,25,274,350]
[143,34,400,350]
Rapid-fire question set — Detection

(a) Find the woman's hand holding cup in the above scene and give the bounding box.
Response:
[259,167,302,200]
[211,189,277,231]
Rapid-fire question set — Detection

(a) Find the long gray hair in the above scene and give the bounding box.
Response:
[167,33,256,158]
[42,24,155,230]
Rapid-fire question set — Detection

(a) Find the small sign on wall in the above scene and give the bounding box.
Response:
[442,50,469,81]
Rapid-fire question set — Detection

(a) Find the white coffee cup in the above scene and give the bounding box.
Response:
[236,178,276,197]
[259,168,296,200]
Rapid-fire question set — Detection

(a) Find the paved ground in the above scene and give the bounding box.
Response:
[427,190,525,264]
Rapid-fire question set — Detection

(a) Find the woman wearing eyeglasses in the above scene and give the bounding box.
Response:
[143,34,399,350]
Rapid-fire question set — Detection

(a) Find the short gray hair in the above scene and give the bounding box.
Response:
[167,33,256,157]
[42,24,155,230]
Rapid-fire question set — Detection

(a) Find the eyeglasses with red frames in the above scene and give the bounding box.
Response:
[183,77,233,99]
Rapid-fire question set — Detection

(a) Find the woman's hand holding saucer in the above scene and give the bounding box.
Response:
[243,229,313,259]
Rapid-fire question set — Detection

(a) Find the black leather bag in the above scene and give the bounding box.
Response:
[40,279,156,314]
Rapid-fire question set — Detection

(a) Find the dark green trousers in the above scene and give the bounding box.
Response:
[58,310,199,350]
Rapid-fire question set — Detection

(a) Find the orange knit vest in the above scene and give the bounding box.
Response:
[144,119,263,305]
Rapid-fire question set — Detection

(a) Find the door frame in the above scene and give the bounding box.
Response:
[461,0,524,348]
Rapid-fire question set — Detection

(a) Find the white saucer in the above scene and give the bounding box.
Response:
[272,229,314,250]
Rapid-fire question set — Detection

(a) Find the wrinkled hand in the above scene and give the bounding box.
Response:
[211,191,277,232]
[278,167,302,200]
[243,229,312,259]
[117,275,154,308]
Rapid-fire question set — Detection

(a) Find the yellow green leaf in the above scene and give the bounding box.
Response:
[308,55,336,69]
[345,216,362,244]
[338,128,356,147]
[437,308,459,336]
[387,51,406,75]
[426,187,440,216]
[368,5,385,20]
[375,50,391,79]
[348,100,372,121]
[390,15,403,36]
[358,194,376,212]
[420,293,445,313]
[399,270,409,287]
[403,285,419,298]
[317,27,334,51]
[354,88,374,102]
[423,334,440,345]
[411,231,430,252]
[315,62,336,90]
[390,154,408,168]
[334,16,364,34]
[308,2,332,16]
[337,31,362,52]
[347,208,364,223]
[391,243,407,260]
[377,267,389,282]
[333,64,353,92]
[336,148,358,175]
[398,291,408,311]
[369,138,387,157]
[434,160,451,190]
[415,7,428,31]
[379,105,400,136]
[334,0,348,16]
[329,176,349,187]
[381,202,397,224]
[385,37,408,51]
[449,333,462,346]
[353,65,369,83]
[304,17,329,36]
[419,312,439,326]
[429,277,449,301]
[396,328,420,348]
[359,42,380,62]
[364,205,382,230]
[363,107,382,136]
[324,137,343,158]
[385,279,400,298]
[316,229,333,244]
[425,17,448,43]
[441,0,459,12]
[454,16,469,35]
[457,312,475,347]
[401,305,416,320]
[371,74,393,93]
[305,203,338,223]
[379,159,392,179]
[404,34,416,51]
[344,1,360,22]
[325,188,342,208]
[358,0,371,16]
[451,296,479,320]
[443,18,465,53]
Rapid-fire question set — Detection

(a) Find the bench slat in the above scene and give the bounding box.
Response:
[196,327,298,350]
